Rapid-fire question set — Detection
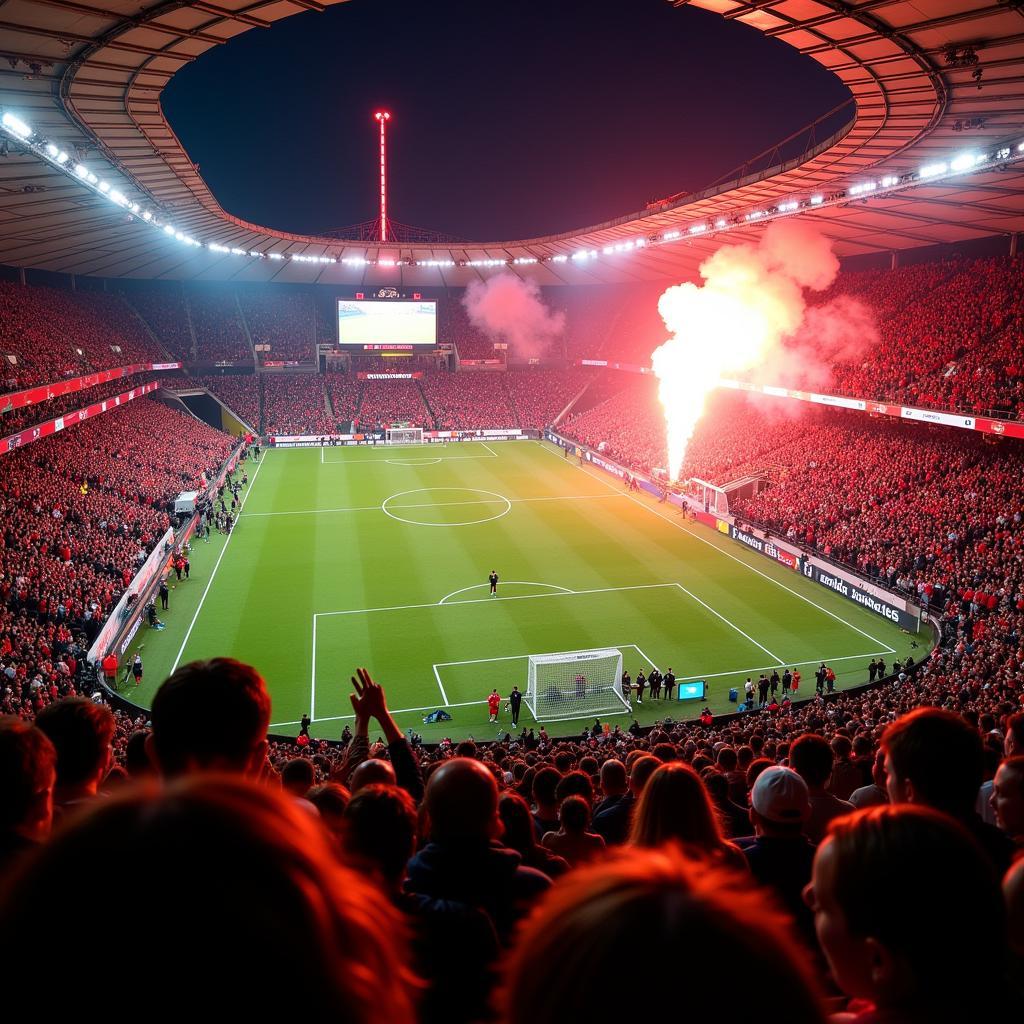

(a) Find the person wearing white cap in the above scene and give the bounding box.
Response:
[735,766,817,942]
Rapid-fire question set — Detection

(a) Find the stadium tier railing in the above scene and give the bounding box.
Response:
[574,359,1024,440]
[0,361,182,414]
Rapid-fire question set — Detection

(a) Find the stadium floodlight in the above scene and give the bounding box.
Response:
[663,229,680,240]
[98,180,110,193]
[551,254,568,262]
[142,210,152,221]
[45,143,58,157]
[689,223,706,234]
[56,151,68,164]
[74,163,88,178]
[86,172,98,184]
[525,648,630,722]
[268,252,284,260]
[715,218,727,227]
[950,153,977,172]
[919,162,947,178]
[810,195,824,205]
[163,224,175,235]
[1,112,32,139]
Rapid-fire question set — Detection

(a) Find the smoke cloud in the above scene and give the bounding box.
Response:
[462,273,565,359]
[652,221,877,479]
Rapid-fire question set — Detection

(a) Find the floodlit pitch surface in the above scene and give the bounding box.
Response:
[126,440,921,740]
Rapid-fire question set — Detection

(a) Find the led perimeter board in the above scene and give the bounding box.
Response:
[337,298,437,351]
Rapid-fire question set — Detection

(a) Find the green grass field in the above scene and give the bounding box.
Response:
[120,439,923,741]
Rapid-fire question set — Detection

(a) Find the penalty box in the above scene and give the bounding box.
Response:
[310,582,775,721]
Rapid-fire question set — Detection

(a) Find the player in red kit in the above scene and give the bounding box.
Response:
[487,689,501,723]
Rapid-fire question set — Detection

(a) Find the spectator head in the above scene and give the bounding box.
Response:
[124,730,153,778]
[306,782,350,841]
[628,754,660,797]
[716,746,738,772]
[501,847,824,1024]
[498,791,538,854]
[35,697,115,799]
[348,757,396,792]
[281,757,315,798]
[805,805,1005,1013]
[630,763,726,854]
[344,783,417,891]
[555,770,593,807]
[1006,712,1024,756]
[425,757,499,844]
[599,758,627,797]
[557,795,591,836]
[990,756,1024,839]
[750,766,811,835]
[790,734,834,790]
[149,659,270,778]
[532,766,561,811]
[0,776,417,1019]
[0,717,56,845]
[881,708,982,818]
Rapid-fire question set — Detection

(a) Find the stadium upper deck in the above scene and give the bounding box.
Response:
[0,0,1023,283]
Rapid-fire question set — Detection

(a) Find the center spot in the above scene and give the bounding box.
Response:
[381,487,513,527]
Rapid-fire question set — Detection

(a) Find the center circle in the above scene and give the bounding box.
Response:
[381,487,513,527]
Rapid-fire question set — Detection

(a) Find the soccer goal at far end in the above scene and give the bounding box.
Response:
[385,427,423,444]
[525,648,630,722]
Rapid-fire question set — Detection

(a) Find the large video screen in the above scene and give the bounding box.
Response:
[336,299,437,347]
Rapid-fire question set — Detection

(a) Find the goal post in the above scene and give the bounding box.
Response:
[386,427,423,444]
[525,648,629,722]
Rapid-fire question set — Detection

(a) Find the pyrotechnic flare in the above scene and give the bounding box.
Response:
[651,221,846,481]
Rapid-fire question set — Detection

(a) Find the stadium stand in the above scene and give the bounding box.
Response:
[238,288,317,365]
[357,378,431,428]
[0,281,168,389]
[123,287,195,361]
[187,289,253,363]
[2,266,1024,1022]
[420,371,517,429]
[262,374,333,435]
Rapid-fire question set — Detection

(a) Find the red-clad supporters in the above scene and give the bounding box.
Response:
[0,282,168,389]
[239,288,316,365]
[263,374,333,435]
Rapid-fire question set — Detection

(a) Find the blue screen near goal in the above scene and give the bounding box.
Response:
[676,681,707,700]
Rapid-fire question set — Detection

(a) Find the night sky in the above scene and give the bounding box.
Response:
[162,0,850,241]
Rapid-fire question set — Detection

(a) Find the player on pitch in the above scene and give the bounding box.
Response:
[487,688,501,723]
[489,569,499,597]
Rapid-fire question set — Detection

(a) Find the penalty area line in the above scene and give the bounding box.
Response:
[268,648,888,730]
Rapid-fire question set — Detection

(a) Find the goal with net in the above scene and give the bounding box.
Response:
[525,648,629,722]
[385,427,424,444]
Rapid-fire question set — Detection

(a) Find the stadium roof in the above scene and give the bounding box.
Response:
[1,0,1023,285]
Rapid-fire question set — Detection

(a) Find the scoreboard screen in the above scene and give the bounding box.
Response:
[337,299,437,349]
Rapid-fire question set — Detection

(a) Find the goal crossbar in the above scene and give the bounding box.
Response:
[525,647,629,722]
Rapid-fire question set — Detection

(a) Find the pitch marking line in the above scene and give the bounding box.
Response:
[274,647,889,729]
[432,643,658,710]
[171,450,267,673]
[242,492,623,518]
[538,441,898,655]
[314,582,677,620]
[438,581,574,604]
[672,583,782,664]
[321,442,499,465]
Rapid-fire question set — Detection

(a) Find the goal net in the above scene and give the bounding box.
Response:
[525,648,628,722]
[386,427,423,444]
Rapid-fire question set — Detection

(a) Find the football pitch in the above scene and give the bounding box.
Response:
[122,440,922,741]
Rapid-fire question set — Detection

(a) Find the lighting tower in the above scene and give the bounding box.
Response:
[374,110,391,242]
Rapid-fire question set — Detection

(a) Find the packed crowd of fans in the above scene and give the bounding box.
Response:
[0,282,169,389]
[358,378,431,428]
[2,655,1021,1020]
[817,255,1024,418]
[262,375,333,436]
[421,371,517,429]
[0,375,158,437]
[0,398,234,731]
[123,287,195,360]
[187,290,252,363]
[239,288,316,365]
